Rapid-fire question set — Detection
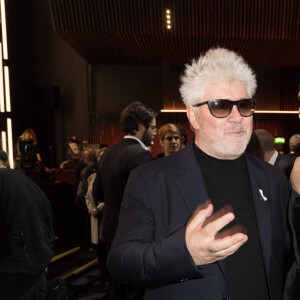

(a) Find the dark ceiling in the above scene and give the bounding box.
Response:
[49,0,300,67]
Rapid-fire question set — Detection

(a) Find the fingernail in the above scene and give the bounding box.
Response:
[237,234,245,241]
[227,213,234,221]
[203,199,212,208]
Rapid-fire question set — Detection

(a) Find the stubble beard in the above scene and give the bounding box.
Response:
[197,122,252,160]
[142,129,152,147]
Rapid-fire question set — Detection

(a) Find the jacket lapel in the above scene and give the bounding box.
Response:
[173,141,209,214]
[172,141,230,283]
[245,153,272,280]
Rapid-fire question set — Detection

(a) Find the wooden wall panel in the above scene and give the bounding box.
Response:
[280,68,300,110]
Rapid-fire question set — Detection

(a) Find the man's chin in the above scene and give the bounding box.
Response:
[224,146,247,158]
[212,142,247,159]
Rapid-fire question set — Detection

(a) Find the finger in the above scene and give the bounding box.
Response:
[213,234,248,258]
[203,205,234,227]
[211,232,248,253]
[187,199,214,230]
[202,211,235,237]
[216,224,247,239]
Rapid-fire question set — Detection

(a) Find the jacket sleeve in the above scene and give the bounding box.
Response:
[92,165,104,205]
[107,168,202,288]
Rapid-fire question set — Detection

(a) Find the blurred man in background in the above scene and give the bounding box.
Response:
[93,101,157,299]
[0,150,56,299]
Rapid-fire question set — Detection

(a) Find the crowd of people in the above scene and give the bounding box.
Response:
[0,47,300,300]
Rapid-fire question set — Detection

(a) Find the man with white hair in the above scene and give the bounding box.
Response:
[108,48,292,299]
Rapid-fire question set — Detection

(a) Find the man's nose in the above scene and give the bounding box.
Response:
[228,104,243,122]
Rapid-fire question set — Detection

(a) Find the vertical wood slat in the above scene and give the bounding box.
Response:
[48,0,300,66]
[280,68,300,111]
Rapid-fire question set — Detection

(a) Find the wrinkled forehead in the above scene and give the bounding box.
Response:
[201,81,249,102]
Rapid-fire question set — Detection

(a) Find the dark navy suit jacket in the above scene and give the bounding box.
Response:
[93,138,152,244]
[108,140,291,300]
[0,168,55,295]
[274,152,295,179]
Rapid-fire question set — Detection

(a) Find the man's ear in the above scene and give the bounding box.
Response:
[137,123,144,132]
[186,106,199,130]
[136,124,146,139]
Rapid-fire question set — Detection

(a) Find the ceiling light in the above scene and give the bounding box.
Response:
[165,8,172,30]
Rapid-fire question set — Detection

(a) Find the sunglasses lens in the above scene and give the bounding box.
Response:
[209,100,232,117]
[208,99,256,118]
[238,99,256,117]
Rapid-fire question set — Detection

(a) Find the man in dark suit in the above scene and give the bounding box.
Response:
[108,48,292,299]
[254,129,294,178]
[0,150,56,298]
[93,101,157,297]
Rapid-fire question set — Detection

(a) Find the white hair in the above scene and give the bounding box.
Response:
[179,47,257,106]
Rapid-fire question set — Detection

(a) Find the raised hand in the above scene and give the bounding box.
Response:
[185,200,248,266]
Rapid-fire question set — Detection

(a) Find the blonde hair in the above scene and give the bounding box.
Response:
[19,129,37,145]
[158,123,181,141]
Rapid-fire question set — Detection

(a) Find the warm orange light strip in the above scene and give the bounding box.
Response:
[254,110,298,114]
[161,109,186,113]
[160,109,299,114]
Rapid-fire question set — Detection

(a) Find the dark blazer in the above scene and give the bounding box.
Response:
[275,152,295,179]
[108,140,291,300]
[0,168,55,295]
[93,138,152,244]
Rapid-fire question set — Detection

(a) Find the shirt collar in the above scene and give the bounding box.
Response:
[124,135,149,151]
[268,150,278,165]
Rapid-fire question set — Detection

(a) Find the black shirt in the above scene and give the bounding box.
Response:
[193,143,270,299]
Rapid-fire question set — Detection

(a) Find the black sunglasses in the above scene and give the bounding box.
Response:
[193,98,256,118]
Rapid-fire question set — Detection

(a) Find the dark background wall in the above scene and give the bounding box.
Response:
[5,0,300,165]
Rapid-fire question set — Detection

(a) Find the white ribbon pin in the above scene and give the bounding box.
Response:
[259,189,268,201]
